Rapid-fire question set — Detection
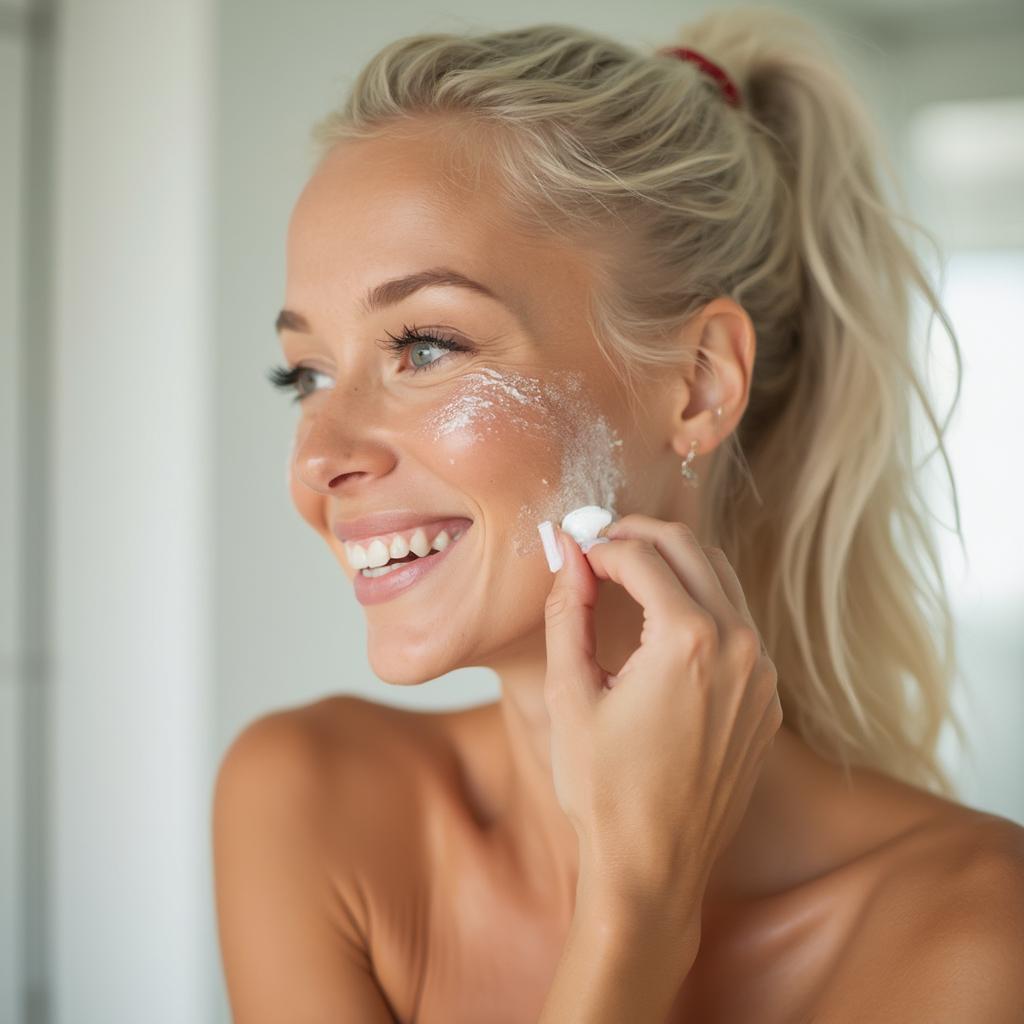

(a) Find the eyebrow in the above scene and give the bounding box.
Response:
[275,266,509,335]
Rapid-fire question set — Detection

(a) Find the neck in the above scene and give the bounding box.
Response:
[483,572,646,927]
[479,579,833,937]
[489,641,582,928]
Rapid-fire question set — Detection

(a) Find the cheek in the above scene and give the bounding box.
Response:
[416,367,627,558]
[510,395,627,557]
[414,367,563,498]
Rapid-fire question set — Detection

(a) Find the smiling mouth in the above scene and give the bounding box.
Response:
[356,524,470,577]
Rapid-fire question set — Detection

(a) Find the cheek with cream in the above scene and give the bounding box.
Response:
[511,395,625,558]
[417,364,627,558]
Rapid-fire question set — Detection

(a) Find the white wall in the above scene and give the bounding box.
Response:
[1,7,30,1021]
[47,1,216,1021]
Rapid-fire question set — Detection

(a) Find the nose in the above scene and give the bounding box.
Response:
[291,389,397,494]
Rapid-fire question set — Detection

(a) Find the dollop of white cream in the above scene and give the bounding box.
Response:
[560,505,613,544]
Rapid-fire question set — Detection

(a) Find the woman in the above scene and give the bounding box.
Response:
[212,8,1024,1022]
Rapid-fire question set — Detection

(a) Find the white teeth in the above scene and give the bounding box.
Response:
[345,542,368,569]
[408,528,431,557]
[348,521,470,573]
[366,538,390,568]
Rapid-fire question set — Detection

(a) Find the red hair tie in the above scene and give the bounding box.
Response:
[658,46,742,109]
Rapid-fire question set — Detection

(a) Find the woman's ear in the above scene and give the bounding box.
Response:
[670,296,756,458]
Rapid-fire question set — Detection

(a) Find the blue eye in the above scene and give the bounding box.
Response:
[268,323,470,403]
[266,364,333,403]
[379,324,468,373]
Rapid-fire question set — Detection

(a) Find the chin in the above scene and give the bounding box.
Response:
[366,634,463,687]
[370,662,438,687]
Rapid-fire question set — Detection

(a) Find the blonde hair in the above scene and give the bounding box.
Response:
[310,8,967,796]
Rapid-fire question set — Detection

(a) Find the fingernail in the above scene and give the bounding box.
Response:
[537,520,564,573]
[579,536,610,554]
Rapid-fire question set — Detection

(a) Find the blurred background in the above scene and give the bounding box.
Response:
[2,0,1022,1021]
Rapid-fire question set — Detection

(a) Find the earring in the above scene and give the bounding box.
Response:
[680,439,700,487]
[680,406,723,488]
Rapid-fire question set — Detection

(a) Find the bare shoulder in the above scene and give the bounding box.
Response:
[214,696,376,813]
[218,694,455,824]
[219,694,452,774]
[882,803,1024,924]
[212,698,437,1023]
[815,799,1024,1021]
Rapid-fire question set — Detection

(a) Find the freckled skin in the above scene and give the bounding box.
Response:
[269,129,1015,1022]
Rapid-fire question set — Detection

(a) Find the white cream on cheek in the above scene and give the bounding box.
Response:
[419,365,625,558]
[424,366,549,440]
[513,394,625,557]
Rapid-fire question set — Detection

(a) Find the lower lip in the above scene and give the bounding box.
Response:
[351,526,472,606]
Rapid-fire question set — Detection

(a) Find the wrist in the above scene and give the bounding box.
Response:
[573,868,703,967]
[540,884,701,1024]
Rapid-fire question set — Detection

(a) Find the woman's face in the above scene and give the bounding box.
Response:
[279,132,674,684]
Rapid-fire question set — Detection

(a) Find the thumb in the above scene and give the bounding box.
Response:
[540,526,604,714]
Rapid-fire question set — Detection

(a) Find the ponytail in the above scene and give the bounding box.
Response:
[685,8,965,793]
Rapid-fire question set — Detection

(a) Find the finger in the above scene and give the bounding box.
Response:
[601,514,741,630]
[574,535,712,645]
[702,545,763,647]
[701,546,751,619]
[540,526,604,712]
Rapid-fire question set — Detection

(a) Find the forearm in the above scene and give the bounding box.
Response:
[537,888,701,1024]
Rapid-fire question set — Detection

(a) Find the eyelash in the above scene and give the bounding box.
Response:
[267,324,469,403]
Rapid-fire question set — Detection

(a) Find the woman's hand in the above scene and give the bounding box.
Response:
[541,513,783,934]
